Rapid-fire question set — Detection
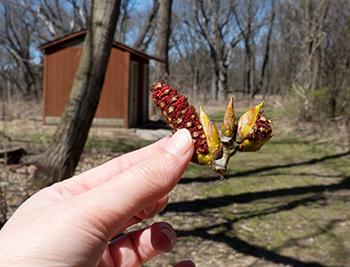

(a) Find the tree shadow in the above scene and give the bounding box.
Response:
[168,176,350,213]
[180,150,350,184]
[170,151,350,266]
[167,183,349,266]
[273,219,345,252]
[176,218,337,267]
[256,171,344,179]
[165,174,350,266]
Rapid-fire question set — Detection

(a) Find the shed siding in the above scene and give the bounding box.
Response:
[45,47,81,117]
[95,48,129,119]
[44,47,130,123]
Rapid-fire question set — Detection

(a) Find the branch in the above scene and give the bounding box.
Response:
[133,0,159,50]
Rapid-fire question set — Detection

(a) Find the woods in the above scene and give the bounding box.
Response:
[1,1,350,266]
[0,0,349,121]
[0,0,349,187]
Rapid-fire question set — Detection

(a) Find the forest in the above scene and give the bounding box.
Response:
[0,1,350,266]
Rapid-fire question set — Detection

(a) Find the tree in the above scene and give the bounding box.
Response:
[35,0,89,40]
[155,0,173,79]
[133,0,159,51]
[253,0,275,98]
[283,0,329,120]
[171,9,211,101]
[0,0,91,101]
[30,0,121,192]
[0,1,41,98]
[191,0,241,100]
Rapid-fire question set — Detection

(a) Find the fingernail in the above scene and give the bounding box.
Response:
[152,222,177,252]
[174,260,196,267]
[159,223,176,248]
[164,129,193,156]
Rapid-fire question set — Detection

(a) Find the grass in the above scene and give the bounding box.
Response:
[171,106,350,266]
[85,137,151,153]
[3,129,152,154]
[2,104,350,266]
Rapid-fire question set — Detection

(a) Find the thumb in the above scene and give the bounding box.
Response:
[73,129,194,239]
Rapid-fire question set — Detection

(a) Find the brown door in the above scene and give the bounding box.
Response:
[142,64,149,123]
[128,60,139,127]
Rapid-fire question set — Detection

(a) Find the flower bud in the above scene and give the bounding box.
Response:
[221,97,236,138]
[236,101,264,143]
[236,101,272,151]
[199,106,222,160]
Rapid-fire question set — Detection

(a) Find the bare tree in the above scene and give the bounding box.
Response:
[233,0,276,98]
[0,1,40,98]
[171,9,211,101]
[190,0,241,100]
[31,0,121,192]
[35,0,89,40]
[114,0,131,43]
[133,0,159,51]
[0,185,8,228]
[0,0,91,101]
[288,0,329,120]
[155,0,173,79]
[322,1,350,119]
[234,0,255,96]
[296,0,329,89]
[253,0,275,98]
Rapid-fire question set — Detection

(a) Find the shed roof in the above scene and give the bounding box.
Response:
[38,30,164,62]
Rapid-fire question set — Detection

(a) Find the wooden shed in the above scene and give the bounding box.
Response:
[38,30,162,128]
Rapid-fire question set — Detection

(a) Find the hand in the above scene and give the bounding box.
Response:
[0,129,195,267]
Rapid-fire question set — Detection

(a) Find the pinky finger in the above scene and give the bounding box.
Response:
[108,222,176,267]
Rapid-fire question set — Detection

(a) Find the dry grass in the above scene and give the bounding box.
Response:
[0,95,349,266]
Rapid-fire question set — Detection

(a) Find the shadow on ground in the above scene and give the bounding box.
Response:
[176,218,341,267]
[180,150,350,184]
[166,150,350,266]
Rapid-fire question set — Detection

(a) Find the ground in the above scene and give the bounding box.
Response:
[0,101,349,267]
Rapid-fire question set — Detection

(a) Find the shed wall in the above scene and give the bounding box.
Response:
[44,46,130,125]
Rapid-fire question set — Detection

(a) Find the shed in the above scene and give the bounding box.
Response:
[38,30,162,128]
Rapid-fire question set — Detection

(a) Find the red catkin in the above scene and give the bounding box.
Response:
[151,81,209,154]
[247,115,272,142]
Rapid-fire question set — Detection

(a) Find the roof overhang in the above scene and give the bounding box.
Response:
[38,30,165,63]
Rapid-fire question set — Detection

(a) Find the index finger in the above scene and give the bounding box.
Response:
[73,129,193,238]
[58,136,170,195]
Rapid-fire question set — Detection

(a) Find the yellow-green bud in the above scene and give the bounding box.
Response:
[236,101,264,143]
[222,97,236,138]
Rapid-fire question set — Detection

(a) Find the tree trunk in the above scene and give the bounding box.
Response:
[244,0,254,96]
[155,0,173,79]
[252,0,275,99]
[191,67,200,100]
[211,64,220,101]
[30,0,120,192]
[346,117,350,148]
[211,62,228,101]
[219,64,229,99]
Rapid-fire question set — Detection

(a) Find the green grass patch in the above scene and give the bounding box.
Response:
[85,137,151,153]
[178,116,350,266]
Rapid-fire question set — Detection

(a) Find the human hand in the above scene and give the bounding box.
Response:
[0,129,195,267]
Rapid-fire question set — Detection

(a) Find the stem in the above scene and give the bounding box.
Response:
[212,136,239,174]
